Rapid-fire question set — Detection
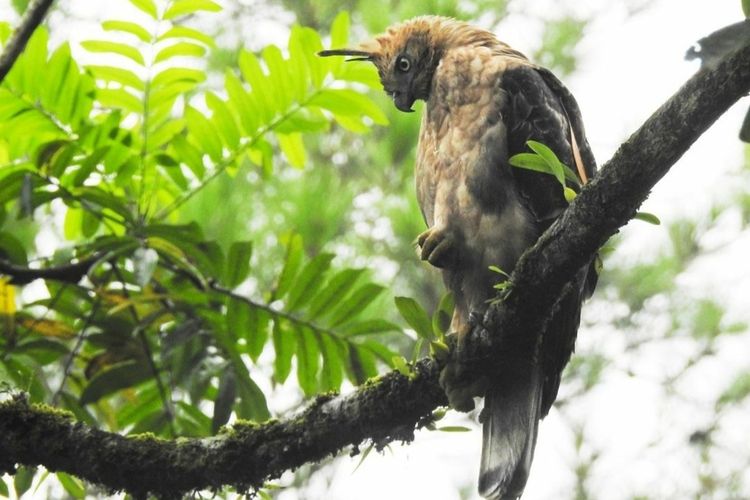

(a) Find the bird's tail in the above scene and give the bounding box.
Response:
[478,362,543,500]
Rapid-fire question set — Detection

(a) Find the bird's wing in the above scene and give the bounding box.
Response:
[501,64,596,226]
[500,63,598,415]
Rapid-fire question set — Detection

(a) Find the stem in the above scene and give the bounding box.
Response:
[0,0,56,83]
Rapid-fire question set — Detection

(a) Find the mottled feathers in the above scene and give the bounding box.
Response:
[320,16,596,500]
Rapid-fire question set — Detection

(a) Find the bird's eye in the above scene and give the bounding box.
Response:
[396,55,411,73]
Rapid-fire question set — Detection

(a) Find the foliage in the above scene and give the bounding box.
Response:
[0,2,407,495]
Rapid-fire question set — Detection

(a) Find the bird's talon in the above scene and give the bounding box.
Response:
[417,227,455,268]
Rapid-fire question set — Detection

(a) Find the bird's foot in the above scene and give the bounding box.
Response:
[417,226,455,268]
[438,316,491,412]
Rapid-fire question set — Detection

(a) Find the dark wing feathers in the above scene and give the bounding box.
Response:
[501,64,598,416]
[502,65,576,225]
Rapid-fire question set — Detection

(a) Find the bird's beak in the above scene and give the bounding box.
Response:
[392,91,415,113]
[317,49,373,62]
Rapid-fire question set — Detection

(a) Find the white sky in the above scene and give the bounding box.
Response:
[1,0,748,499]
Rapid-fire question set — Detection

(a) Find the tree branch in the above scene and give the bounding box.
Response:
[1,36,748,500]
[0,255,99,285]
[0,0,56,83]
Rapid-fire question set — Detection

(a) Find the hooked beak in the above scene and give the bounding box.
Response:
[392,91,415,113]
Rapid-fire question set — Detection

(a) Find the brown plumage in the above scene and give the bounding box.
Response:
[321,16,597,500]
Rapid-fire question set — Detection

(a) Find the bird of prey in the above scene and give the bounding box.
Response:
[320,16,597,500]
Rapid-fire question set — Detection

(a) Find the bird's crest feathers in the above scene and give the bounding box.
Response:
[319,16,525,67]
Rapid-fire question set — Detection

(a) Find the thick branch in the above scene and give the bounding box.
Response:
[0,0,56,83]
[1,364,446,498]
[0,255,99,285]
[1,38,748,499]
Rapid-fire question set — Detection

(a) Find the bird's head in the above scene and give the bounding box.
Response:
[320,16,486,113]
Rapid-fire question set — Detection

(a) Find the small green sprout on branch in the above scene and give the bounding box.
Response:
[488,265,513,304]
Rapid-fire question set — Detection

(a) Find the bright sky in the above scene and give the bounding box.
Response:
[1,0,748,499]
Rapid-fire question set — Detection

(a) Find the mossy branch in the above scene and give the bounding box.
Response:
[1,362,446,499]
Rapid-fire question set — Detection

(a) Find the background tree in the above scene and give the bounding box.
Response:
[0,0,749,499]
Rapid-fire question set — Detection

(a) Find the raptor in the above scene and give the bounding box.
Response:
[320,16,597,499]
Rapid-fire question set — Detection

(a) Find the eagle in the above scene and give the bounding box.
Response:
[320,16,597,500]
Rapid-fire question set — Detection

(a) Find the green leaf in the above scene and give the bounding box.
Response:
[527,140,565,186]
[717,371,750,408]
[248,309,271,361]
[634,211,661,225]
[339,319,401,337]
[224,69,257,135]
[225,240,253,288]
[509,152,551,173]
[277,132,306,168]
[0,476,8,497]
[13,466,34,498]
[164,0,222,19]
[345,343,377,384]
[296,327,320,396]
[206,92,240,150]
[170,133,205,179]
[292,26,325,88]
[87,65,145,91]
[234,368,270,421]
[330,11,350,50]
[212,369,236,432]
[81,40,145,65]
[102,20,151,43]
[744,0,750,18]
[392,355,411,377]
[360,339,399,367]
[395,296,434,340]
[307,268,365,317]
[309,88,388,125]
[274,234,303,300]
[158,26,215,46]
[226,297,250,341]
[563,187,577,202]
[262,44,292,111]
[96,88,142,113]
[80,360,153,405]
[56,472,85,499]
[238,50,273,123]
[152,67,206,88]
[149,119,186,149]
[432,292,454,338]
[129,0,158,18]
[77,186,134,222]
[318,334,343,391]
[63,207,83,240]
[272,319,296,383]
[185,105,223,162]
[154,42,206,63]
[276,107,329,133]
[285,252,335,311]
[327,283,385,327]
[437,426,471,432]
